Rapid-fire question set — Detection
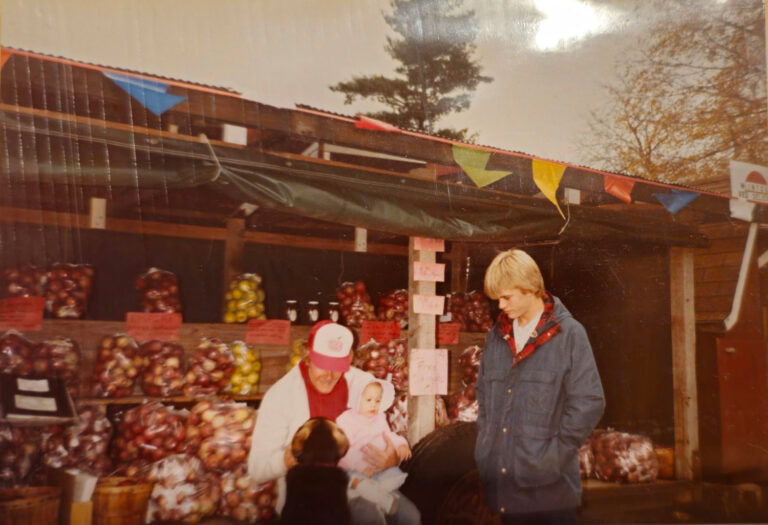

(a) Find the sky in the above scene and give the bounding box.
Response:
[1,0,717,165]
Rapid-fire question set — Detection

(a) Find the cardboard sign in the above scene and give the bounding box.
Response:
[360,320,401,344]
[413,237,445,252]
[413,261,445,282]
[437,322,461,345]
[0,297,45,331]
[409,348,448,396]
[412,294,445,315]
[125,312,182,342]
[246,319,291,345]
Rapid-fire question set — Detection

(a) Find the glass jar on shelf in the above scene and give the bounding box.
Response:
[327,301,340,323]
[306,300,320,324]
[285,299,299,324]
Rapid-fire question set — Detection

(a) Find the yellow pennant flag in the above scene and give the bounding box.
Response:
[531,159,566,219]
[452,145,511,187]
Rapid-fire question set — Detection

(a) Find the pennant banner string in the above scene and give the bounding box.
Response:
[531,159,566,219]
[103,71,186,116]
[452,145,511,187]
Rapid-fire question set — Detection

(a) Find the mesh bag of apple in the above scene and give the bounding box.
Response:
[445,291,493,332]
[591,429,659,483]
[445,345,482,423]
[183,338,236,396]
[112,402,188,473]
[0,330,36,376]
[1,263,46,298]
[0,425,40,487]
[184,399,256,471]
[40,404,112,475]
[336,281,376,327]
[378,289,408,328]
[223,273,267,324]
[139,340,186,397]
[579,440,594,479]
[354,338,409,435]
[45,263,94,318]
[219,466,277,522]
[227,341,261,395]
[90,333,143,397]
[142,453,222,524]
[0,332,81,398]
[135,267,182,314]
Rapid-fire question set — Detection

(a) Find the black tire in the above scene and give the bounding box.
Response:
[437,470,500,525]
[400,422,479,525]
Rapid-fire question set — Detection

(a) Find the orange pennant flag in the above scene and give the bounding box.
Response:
[0,50,10,70]
[603,175,635,204]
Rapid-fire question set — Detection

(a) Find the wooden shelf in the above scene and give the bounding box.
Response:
[78,393,263,405]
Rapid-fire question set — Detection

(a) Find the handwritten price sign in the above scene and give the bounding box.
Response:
[126,313,182,342]
[413,237,445,252]
[409,348,448,395]
[246,319,291,345]
[0,297,45,331]
[413,261,445,282]
[360,321,401,344]
[412,294,445,315]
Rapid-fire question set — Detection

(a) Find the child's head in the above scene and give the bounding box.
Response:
[358,381,383,417]
[291,417,349,466]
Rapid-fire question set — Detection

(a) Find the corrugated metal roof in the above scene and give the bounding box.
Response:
[2,46,241,96]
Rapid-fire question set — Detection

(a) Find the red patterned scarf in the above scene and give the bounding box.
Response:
[496,292,562,367]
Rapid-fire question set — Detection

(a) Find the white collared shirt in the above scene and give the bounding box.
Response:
[512,311,543,354]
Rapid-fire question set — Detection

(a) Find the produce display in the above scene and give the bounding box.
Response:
[38,336,81,398]
[0,425,39,487]
[0,330,36,376]
[1,263,46,298]
[45,263,94,318]
[223,273,266,324]
[591,430,659,483]
[144,454,221,524]
[286,338,306,371]
[183,338,235,396]
[112,402,188,465]
[41,404,112,475]
[336,280,376,327]
[140,340,186,397]
[445,345,482,422]
[185,399,256,472]
[388,392,409,437]
[90,333,142,397]
[136,267,182,314]
[227,341,261,395]
[354,338,408,393]
[579,441,594,479]
[445,291,493,332]
[378,289,408,327]
[218,466,276,522]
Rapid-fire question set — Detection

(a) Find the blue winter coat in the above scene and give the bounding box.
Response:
[474,296,605,516]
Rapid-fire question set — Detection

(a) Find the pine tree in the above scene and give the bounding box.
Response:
[330,0,492,141]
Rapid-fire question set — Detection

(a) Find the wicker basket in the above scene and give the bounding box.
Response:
[93,477,153,525]
[0,486,61,525]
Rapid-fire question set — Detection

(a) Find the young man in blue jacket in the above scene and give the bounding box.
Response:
[475,249,605,524]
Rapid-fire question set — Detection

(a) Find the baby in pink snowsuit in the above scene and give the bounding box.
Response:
[336,378,411,515]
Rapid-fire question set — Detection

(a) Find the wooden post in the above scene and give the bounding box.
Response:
[669,247,701,480]
[407,237,436,444]
[449,242,469,293]
[223,218,245,294]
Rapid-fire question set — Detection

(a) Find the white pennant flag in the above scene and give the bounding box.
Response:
[729,160,768,221]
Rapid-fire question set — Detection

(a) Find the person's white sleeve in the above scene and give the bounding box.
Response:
[248,381,292,483]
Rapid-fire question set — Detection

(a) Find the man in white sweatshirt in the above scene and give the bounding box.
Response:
[247,321,421,525]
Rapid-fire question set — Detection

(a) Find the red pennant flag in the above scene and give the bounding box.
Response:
[355,115,401,133]
[0,50,11,70]
[604,175,635,203]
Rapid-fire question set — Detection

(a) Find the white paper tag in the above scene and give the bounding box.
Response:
[17,377,50,393]
[14,394,57,412]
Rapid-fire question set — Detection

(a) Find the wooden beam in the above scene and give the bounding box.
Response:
[407,237,437,444]
[669,247,701,480]
[223,218,246,293]
[448,243,469,293]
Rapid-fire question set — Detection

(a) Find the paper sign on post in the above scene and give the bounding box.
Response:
[413,237,445,252]
[360,321,401,344]
[0,297,45,331]
[126,313,182,342]
[413,294,445,315]
[409,348,448,395]
[246,319,291,345]
[413,261,445,282]
[437,322,461,345]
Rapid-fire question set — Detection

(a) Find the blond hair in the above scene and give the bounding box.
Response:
[484,249,545,300]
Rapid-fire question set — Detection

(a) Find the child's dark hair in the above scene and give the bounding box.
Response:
[291,417,350,466]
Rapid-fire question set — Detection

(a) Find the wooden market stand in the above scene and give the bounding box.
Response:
[2,46,764,522]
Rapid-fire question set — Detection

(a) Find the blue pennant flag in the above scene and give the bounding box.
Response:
[103,71,186,116]
[653,189,699,215]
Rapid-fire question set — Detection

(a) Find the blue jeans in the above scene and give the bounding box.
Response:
[349,491,421,525]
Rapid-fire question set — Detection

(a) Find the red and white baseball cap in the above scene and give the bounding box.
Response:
[308,320,354,372]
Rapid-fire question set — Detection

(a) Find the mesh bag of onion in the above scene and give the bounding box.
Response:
[592,430,659,483]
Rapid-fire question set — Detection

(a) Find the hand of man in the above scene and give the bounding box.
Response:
[283,446,297,470]
[361,433,399,474]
